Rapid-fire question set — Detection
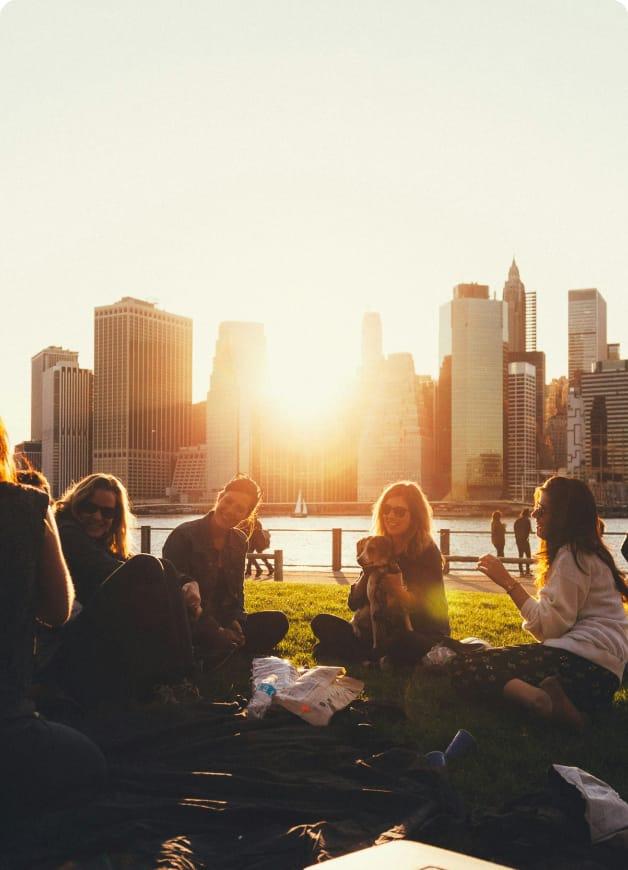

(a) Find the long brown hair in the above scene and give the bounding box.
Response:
[371,480,434,557]
[535,476,628,601]
[55,473,133,559]
[0,418,16,483]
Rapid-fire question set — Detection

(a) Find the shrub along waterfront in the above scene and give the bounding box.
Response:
[200,583,628,813]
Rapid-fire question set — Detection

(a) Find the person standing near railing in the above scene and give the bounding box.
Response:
[490,510,506,558]
[514,508,532,576]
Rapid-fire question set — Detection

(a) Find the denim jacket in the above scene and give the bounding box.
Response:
[162,512,247,628]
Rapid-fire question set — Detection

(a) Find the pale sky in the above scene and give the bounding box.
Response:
[1,0,627,444]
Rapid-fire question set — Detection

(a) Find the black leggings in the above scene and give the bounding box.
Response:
[449,643,620,713]
[311,613,443,666]
[195,611,289,657]
[54,555,193,705]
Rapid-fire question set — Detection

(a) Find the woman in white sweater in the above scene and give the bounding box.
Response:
[450,476,628,729]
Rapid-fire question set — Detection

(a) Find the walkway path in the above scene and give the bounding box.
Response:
[258,569,537,595]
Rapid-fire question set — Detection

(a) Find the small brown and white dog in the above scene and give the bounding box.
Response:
[351,535,413,656]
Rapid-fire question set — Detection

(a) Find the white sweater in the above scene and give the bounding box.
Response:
[520,545,628,681]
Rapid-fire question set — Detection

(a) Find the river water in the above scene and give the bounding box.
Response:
[132,514,628,572]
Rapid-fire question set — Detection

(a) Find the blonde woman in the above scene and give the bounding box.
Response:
[0,420,105,813]
[311,481,450,665]
[52,474,193,704]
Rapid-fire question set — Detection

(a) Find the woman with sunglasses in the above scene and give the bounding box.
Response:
[311,480,450,666]
[163,475,289,656]
[51,474,193,705]
[0,420,106,815]
[450,476,628,729]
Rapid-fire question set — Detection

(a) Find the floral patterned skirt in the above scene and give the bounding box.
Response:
[449,643,620,713]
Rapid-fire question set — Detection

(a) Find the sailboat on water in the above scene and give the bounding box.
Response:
[292,489,308,518]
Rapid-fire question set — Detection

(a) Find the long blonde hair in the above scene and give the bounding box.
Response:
[55,473,133,558]
[371,480,434,557]
[0,418,16,483]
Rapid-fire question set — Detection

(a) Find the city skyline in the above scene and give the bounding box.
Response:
[2,1,628,443]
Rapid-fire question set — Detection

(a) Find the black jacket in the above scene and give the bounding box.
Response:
[163,512,248,628]
[514,516,531,545]
[56,512,124,605]
[348,539,450,637]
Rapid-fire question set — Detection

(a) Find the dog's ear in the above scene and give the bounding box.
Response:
[356,536,371,558]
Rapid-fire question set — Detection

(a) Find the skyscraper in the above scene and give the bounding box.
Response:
[357,353,421,502]
[507,362,536,500]
[581,359,628,488]
[525,291,537,352]
[42,361,93,497]
[31,346,78,441]
[360,311,384,375]
[93,297,192,501]
[440,283,507,499]
[568,289,607,386]
[503,258,526,353]
[508,350,545,471]
[206,322,266,498]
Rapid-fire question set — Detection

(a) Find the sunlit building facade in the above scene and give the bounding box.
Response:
[507,362,536,500]
[31,346,78,441]
[568,289,607,387]
[42,361,93,498]
[206,322,266,498]
[525,290,537,352]
[357,352,421,502]
[440,284,507,500]
[581,360,628,486]
[93,297,192,501]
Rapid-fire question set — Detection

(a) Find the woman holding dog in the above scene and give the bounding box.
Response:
[311,480,450,666]
[450,476,628,729]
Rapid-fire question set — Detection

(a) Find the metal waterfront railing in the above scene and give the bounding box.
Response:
[138,524,626,582]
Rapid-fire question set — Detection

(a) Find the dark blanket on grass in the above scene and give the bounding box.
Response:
[0,699,463,869]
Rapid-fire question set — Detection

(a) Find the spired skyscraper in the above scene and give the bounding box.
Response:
[93,297,192,501]
[206,322,267,499]
[503,258,526,353]
[439,284,507,500]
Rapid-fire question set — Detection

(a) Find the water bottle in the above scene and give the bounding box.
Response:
[247,674,278,719]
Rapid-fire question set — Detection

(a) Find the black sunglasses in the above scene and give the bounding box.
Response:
[79,500,116,520]
[382,505,409,518]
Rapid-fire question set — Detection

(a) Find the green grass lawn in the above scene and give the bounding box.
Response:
[205,582,628,813]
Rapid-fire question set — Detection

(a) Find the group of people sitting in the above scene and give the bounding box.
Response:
[2,413,628,818]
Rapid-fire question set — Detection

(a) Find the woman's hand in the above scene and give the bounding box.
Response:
[182,581,203,621]
[477,553,513,589]
[217,625,245,648]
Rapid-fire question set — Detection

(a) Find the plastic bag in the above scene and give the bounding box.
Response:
[248,657,364,726]
[276,666,364,727]
[422,644,458,667]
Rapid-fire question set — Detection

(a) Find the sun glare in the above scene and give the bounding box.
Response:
[267,360,353,423]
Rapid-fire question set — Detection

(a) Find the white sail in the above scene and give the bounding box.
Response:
[292,489,307,518]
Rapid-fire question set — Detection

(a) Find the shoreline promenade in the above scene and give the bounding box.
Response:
[256,568,537,595]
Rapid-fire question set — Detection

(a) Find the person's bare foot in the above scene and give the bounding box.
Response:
[539,676,589,731]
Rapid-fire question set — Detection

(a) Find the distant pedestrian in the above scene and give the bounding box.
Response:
[514,508,532,576]
[491,510,506,558]
[622,534,628,563]
[245,519,274,578]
